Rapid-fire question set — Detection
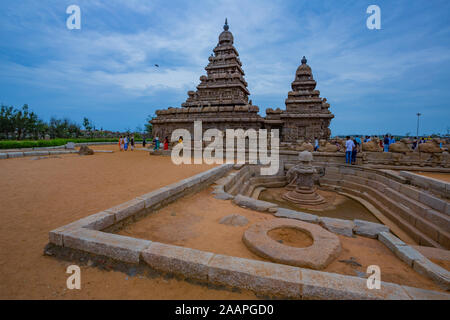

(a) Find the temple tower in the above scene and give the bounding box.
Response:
[151,20,264,141]
[280,56,334,142]
[182,19,250,107]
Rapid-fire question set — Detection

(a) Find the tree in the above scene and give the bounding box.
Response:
[83,117,92,137]
[144,114,155,136]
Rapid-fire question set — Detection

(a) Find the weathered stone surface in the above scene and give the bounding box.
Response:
[394,245,426,267]
[137,188,171,208]
[63,228,151,264]
[419,192,446,212]
[233,163,245,170]
[301,269,410,300]
[413,259,450,290]
[353,219,389,238]
[401,285,450,300]
[208,254,302,298]
[275,207,319,223]
[243,219,341,269]
[142,242,213,281]
[0,153,7,159]
[24,151,50,157]
[219,214,249,226]
[105,198,145,221]
[7,152,24,158]
[233,194,278,212]
[319,217,354,237]
[378,232,406,252]
[214,192,234,200]
[75,211,115,231]
[78,145,94,155]
[48,211,115,246]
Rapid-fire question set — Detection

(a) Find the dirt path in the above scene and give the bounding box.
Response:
[0,145,256,299]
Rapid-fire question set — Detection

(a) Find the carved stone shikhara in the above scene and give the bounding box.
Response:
[151,20,334,143]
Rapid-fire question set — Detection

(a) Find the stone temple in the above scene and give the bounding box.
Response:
[151,20,334,142]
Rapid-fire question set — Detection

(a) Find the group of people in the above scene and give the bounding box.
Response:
[345,136,360,165]
[152,136,170,151]
[118,135,135,151]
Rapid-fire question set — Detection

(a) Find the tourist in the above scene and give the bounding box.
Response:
[154,137,160,150]
[390,135,396,145]
[345,136,354,164]
[163,136,169,150]
[383,134,390,152]
[130,135,135,151]
[142,136,147,148]
[355,135,361,146]
[118,136,122,151]
[124,135,128,151]
[351,138,358,165]
[314,137,319,151]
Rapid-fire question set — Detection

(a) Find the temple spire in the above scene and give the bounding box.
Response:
[224,18,229,31]
[301,56,307,65]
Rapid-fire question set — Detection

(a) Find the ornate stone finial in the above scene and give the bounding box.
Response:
[224,18,229,31]
[301,56,307,65]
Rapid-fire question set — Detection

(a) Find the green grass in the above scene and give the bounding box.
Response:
[0,138,120,149]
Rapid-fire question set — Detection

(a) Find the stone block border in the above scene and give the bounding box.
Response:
[46,164,450,299]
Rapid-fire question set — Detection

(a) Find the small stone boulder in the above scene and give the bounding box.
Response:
[233,194,278,213]
[66,142,76,150]
[214,192,234,200]
[219,214,249,227]
[275,208,319,224]
[79,145,94,155]
[353,219,389,238]
[319,217,354,237]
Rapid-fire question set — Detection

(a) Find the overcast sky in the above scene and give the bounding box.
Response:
[1,0,449,136]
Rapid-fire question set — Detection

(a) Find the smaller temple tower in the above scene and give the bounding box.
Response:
[279,56,334,142]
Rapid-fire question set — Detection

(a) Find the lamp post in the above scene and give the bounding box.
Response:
[416,113,421,138]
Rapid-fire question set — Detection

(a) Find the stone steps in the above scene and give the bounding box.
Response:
[322,171,450,247]
[320,178,444,249]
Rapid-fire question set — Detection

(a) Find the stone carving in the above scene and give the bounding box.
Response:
[151,21,334,144]
[318,139,339,152]
[362,138,382,152]
[283,151,325,205]
[418,139,443,153]
[78,145,94,155]
[389,139,412,154]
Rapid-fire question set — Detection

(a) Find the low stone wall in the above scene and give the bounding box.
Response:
[45,163,450,299]
[400,171,450,200]
[0,150,79,159]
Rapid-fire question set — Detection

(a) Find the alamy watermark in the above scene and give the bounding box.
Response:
[366,5,381,30]
[367,265,381,289]
[66,265,81,289]
[170,121,280,176]
[66,5,81,30]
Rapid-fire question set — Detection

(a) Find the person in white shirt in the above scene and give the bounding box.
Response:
[345,136,355,164]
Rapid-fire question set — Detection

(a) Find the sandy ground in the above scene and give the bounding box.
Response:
[0,145,256,299]
[120,187,446,292]
[415,172,450,183]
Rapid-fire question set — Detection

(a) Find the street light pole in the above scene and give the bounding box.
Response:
[416,112,421,138]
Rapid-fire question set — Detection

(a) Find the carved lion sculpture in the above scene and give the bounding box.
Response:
[418,138,443,153]
[295,142,314,152]
[318,139,339,152]
[362,138,382,152]
[389,138,412,153]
